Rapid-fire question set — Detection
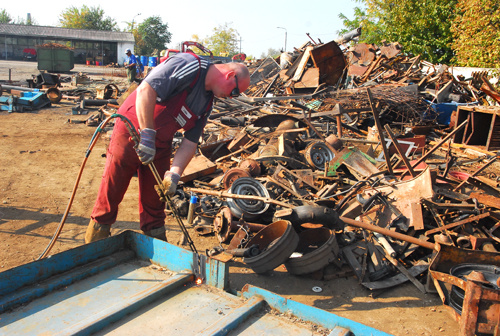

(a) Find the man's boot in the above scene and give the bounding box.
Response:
[85,219,111,244]
[143,226,168,242]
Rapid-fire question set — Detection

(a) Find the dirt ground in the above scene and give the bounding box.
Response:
[0,60,460,335]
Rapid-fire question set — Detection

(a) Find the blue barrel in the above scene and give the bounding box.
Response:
[140,56,147,66]
[148,56,157,67]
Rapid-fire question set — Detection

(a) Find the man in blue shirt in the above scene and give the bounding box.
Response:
[124,48,139,83]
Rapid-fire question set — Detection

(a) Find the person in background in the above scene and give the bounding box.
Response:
[84,53,250,243]
[124,48,139,83]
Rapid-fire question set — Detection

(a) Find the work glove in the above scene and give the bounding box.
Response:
[155,171,181,201]
[136,128,156,165]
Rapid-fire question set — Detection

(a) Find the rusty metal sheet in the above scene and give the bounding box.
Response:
[310,40,346,86]
[292,67,320,88]
[348,43,376,65]
[348,64,369,77]
[470,192,500,209]
[181,154,217,183]
[460,279,500,335]
[379,42,402,59]
[365,167,434,229]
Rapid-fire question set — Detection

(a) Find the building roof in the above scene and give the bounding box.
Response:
[0,24,134,43]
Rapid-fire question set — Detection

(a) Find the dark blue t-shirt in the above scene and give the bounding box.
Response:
[145,53,213,143]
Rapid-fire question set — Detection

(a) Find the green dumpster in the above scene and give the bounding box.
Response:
[37,48,74,72]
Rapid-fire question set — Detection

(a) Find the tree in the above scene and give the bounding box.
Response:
[0,9,12,24]
[451,0,500,67]
[14,15,37,26]
[260,48,280,59]
[338,0,458,64]
[338,5,382,45]
[0,10,37,25]
[203,23,239,56]
[383,0,458,64]
[135,16,172,56]
[59,5,117,31]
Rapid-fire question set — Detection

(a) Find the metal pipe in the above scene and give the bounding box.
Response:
[340,216,437,250]
[373,232,397,257]
[384,124,417,177]
[2,85,41,92]
[186,187,294,209]
[367,88,394,175]
[81,99,118,108]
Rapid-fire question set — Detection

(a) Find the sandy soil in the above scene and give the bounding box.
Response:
[0,60,459,335]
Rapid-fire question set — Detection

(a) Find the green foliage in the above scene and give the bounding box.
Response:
[59,5,117,31]
[338,0,458,64]
[135,16,172,56]
[124,16,141,32]
[383,0,458,64]
[0,9,12,24]
[338,5,382,44]
[0,10,37,25]
[203,23,239,56]
[451,0,500,67]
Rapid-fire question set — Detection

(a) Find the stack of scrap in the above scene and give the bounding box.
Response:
[145,36,500,335]
[50,34,498,334]
[247,39,346,96]
[346,41,500,108]
[176,96,500,333]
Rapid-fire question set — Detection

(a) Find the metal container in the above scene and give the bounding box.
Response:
[37,48,75,72]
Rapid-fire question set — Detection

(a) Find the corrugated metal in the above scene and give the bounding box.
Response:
[0,231,390,336]
[0,23,134,43]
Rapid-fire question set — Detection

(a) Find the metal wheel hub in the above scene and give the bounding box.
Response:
[227,177,270,220]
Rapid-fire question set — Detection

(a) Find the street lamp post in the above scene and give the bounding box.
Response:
[277,27,287,52]
[236,32,242,54]
[132,13,141,30]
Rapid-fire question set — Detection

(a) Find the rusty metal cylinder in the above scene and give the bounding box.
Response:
[325,134,344,152]
[267,119,297,150]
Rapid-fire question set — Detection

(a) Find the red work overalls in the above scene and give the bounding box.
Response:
[91,56,211,232]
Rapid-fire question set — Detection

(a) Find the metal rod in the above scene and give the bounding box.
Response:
[185,187,294,209]
[367,88,394,175]
[453,154,498,191]
[148,163,197,253]
[340,216,437,250]
[384,124,417,177]
[411,119,469,169]
[290,101,338,154]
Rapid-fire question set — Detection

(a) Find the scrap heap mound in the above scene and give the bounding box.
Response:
[28,33,499,335]
[172,36,500,334]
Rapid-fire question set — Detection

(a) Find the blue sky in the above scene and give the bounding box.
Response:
[2,1,357,57]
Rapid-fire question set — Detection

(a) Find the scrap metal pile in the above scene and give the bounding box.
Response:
[4,33,498,334]
[169,38,500,335]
